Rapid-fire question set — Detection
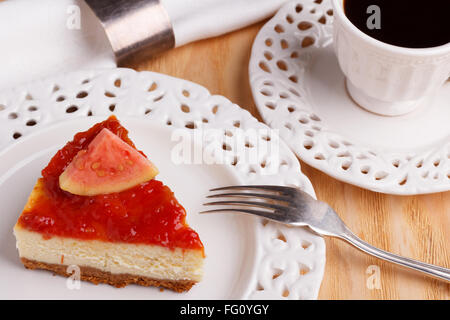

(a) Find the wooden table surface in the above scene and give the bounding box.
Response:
[126,22,450,300]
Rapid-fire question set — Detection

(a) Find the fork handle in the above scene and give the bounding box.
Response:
[341,231,450,282]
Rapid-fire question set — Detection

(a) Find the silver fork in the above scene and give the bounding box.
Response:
[201,185,450,282]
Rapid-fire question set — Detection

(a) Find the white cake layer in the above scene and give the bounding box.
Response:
[14,226,203,282]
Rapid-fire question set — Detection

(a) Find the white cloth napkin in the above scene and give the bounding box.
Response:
[0,0,289,90]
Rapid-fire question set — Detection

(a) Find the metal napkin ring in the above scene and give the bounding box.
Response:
[84,0,175,65]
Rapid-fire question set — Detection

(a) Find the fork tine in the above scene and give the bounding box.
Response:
[207,192,290,202]
[210,185,296,194]
[203,200,288,211]
[199,208,282,222]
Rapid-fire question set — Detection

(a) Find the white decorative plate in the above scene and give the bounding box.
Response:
[0,68,325,299]
[249,0,450,195]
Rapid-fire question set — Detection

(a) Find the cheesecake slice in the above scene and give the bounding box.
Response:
[13,116,204,292]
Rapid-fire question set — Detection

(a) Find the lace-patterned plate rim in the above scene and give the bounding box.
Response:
[249,0,450,195]
[0,68,325,300]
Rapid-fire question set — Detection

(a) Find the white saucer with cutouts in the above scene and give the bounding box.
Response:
[249,0,450,195]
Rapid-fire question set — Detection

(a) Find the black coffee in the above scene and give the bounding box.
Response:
[343,0,450,48]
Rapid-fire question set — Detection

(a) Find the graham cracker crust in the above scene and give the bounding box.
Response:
[21,258,196,293]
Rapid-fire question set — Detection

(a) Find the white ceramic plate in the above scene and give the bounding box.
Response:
[249,0,450,195]
[0,69,325,299]
[0,118,257,299]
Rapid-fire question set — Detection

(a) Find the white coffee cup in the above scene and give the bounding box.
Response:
[331,0,450,116]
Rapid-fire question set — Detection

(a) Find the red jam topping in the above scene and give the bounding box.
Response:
[18,116,204,251]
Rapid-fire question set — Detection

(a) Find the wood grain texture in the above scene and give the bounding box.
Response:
[125,22,450,300]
